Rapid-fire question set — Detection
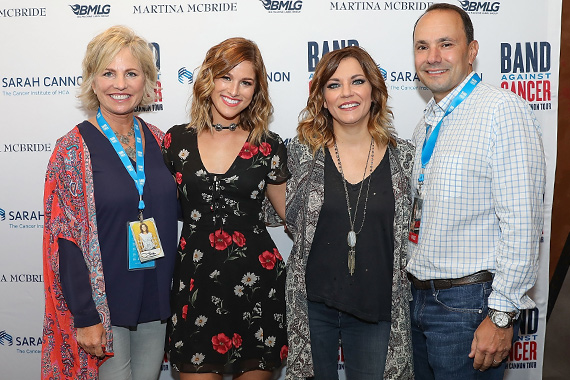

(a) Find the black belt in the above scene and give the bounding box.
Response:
[407,270,493,290]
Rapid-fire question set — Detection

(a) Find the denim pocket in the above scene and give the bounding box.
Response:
[434,282,490,314]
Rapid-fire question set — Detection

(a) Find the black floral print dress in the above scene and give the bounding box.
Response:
[162,125,290,374]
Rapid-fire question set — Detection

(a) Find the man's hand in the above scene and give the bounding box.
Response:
[76,323,106,358]
[469,316,513,371]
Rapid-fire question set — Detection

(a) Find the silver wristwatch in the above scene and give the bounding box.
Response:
[488,308,517,328]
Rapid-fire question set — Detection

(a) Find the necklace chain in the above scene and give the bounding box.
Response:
[333,137,374,275]
[115,124,136,160]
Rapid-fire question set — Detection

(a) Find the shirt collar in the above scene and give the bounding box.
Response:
[423,72,476,126]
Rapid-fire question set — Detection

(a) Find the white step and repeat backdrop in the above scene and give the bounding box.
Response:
[0,1,561,379]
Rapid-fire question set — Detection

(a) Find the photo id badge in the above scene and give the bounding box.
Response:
[128,224,155,270]
[128,218,164,266]
[408,196,423,244]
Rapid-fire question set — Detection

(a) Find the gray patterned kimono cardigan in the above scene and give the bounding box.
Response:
[285,136,415,380]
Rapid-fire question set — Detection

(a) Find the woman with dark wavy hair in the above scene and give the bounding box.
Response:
[163,37,289,380]
[285,46,415,379]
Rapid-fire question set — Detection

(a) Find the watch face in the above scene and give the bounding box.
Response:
[492,312,509,327]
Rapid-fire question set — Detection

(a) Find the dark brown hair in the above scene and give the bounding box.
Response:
[297,46,395,153]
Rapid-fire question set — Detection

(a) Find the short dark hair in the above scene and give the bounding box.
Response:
[413,3,474,44]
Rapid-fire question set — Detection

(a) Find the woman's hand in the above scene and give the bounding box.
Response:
[76,323,107,358]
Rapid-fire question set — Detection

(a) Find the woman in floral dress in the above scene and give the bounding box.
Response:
[162,37,289,380]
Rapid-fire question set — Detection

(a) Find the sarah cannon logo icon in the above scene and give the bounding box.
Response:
[0,330,13,346]
[178,67,193,84]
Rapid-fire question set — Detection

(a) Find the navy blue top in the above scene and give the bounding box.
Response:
[59,120,178,328]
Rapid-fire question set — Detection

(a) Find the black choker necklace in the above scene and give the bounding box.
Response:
[213,123,237,132]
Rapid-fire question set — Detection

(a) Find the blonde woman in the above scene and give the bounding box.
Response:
[42,26,177,380]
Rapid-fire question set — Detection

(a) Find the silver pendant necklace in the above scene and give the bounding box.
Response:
[333,137,374,276]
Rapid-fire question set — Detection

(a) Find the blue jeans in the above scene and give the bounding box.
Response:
[99,321,166,380]
[410,281,519,380]
[307,300,390,380]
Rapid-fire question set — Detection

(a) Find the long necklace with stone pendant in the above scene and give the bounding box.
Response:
[333,138,374,275]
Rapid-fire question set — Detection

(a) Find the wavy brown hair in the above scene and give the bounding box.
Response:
[297,46,395,154]
[188,37,273,145]
[78,25,157,111]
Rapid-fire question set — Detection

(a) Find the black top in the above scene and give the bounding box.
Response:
[305,147,394,322]
[59,120,178,328]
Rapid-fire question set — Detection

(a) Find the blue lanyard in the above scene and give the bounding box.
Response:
[96,108,146,212]
[418,73,481,191]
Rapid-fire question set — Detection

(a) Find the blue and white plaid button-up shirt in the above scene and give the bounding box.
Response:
[407,72,546,312]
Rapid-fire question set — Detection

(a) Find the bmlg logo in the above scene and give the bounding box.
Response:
[178,67,194,84]
[69,4,111,17]
[260,0,302,12]
[0,330,13,346]
[458,1,500,13]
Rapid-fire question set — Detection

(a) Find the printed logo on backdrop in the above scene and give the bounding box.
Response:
[0,206,43,230]
[132,3,237,14]
[380,64,431,92]
[307,40,359,75]
[161,353,171,372]
[267,71,291,83]
[69,4,111,18]
[458,1,500,14]
[507,308,540,370]
[178,67,194,84]
[329,2,433,11]
[0,8,46,17]
[305,40,428,94]
[259,0,302,13]
[500,42,552,111]
[1,75,82,97]
[0,274,43,283]
[0,331,13,346]
[135,43,164,112]
[0,143,52,153]
[0,329,41,354]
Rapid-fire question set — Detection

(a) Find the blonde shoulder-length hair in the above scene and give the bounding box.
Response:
[78,25,157,111]
[297,46,396,154]
[188,37,273,145]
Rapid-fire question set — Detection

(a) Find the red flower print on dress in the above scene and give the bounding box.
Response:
[189,278,194,291]
[176,172,183,184]
[273,248,283,261]
[232,333,242,348]
[280,345,288,361]
[232,231,246,247]
[209,229,232,250]
[163,133,172,149]
[180,237,186,251]
[182,304,188,320]
[238,142,259,160]
[259,142,272,157]
[259,250,277,270]
[212,333,233,354]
